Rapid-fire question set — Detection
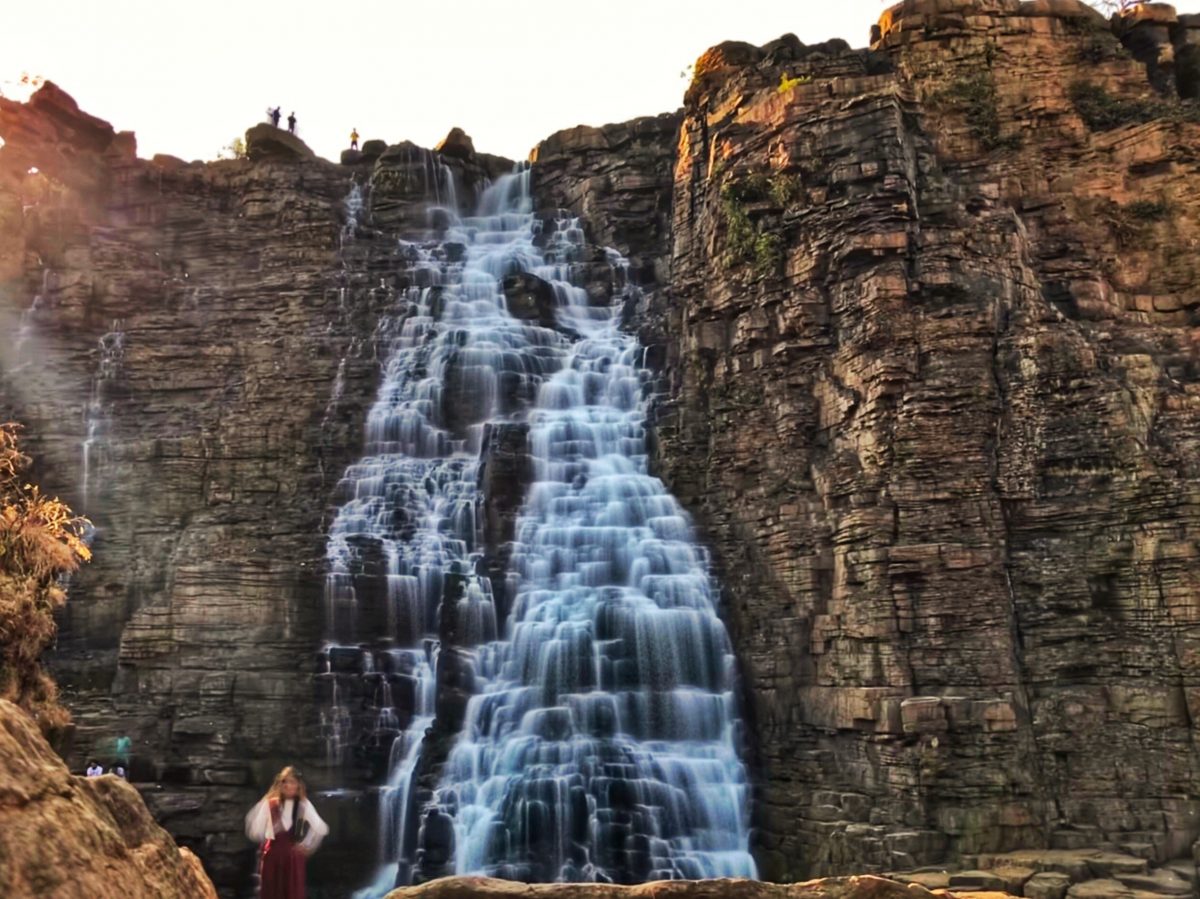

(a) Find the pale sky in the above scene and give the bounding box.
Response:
[2,1,893,163]
[4,2,1195,163]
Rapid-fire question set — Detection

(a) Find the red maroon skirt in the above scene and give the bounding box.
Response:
[260,831,307,899]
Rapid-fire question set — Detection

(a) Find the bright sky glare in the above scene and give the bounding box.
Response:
[5,2,1196,164]
[2,1,906,163]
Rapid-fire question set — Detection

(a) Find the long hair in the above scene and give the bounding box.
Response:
[262,766,308,805]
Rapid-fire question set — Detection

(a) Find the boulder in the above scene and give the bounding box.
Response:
[1025,872,1071,899]
[502,271,558,328]
[360,138,387,160]
[340,148,363,165]
[435,126,475,160]
[243,123,315,162]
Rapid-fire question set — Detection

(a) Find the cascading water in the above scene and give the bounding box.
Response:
[324,166,569,895]
[327,168,754,896]
[424,199,756,887]
[81,320,125,504]
[10,267,50,369]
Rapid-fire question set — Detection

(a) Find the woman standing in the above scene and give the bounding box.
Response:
[245,766,329,899]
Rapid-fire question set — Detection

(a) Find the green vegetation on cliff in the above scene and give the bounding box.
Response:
[1069,80,1200,129]
[0,423,90,733]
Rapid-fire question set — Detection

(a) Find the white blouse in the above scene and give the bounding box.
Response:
[245,797,329,853]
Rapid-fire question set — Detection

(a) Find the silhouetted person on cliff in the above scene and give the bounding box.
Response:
[287,111,296,134]
[270,106,281,128]
[350,128,359,150]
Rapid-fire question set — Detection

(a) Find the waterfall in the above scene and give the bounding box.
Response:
[81,320,125,505]
[11,266,50,369]
[327,169,754,895]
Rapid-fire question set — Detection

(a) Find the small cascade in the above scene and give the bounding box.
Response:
[10,268,51,369]
[81,320,125,505]
[353,645,438,897]
[342,181,365,247]
[326,169,754,894]
[323,182,370,438]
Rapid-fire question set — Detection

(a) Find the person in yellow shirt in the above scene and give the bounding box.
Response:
[350,128,359,150]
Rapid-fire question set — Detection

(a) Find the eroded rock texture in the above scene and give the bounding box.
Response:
[0,83,508,896]
[646,0,1200,882]
[0,698,218,898]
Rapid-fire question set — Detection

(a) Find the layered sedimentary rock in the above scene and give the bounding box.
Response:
[651,0,1200,882]
[0,698,217,898]
[0,83,505,896]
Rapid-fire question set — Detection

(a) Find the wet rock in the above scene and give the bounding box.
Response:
[502,271,558,328]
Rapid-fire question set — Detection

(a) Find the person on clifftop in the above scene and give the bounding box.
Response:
[350,128,359,150]
[270,106,282,128]
[245,766,329,899]
[287,111,296,134]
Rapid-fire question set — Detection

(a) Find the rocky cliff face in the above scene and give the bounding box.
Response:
[2,0,1200,894]
[0,82,508,895]
[0,698,218,897]
[603,0,1200,882]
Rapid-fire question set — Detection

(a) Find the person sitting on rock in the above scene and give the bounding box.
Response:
[110,764,126,779]
[245,766,329,899]
[350,128,359,150]
[85,760,102,777]
[270,106,281,128]
[287,111,296,134]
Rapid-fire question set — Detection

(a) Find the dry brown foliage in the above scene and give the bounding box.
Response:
[0,422,90,733]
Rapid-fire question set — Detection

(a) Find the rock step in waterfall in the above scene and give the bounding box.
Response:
[321,166,755,896]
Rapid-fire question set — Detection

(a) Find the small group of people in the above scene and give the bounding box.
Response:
[245,766,329,899]
[84,761,125,778]
[267,106,297,134]
[267,106,362,153]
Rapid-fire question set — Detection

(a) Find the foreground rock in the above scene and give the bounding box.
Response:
[385,875,941,899]
[0,699,216,898]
